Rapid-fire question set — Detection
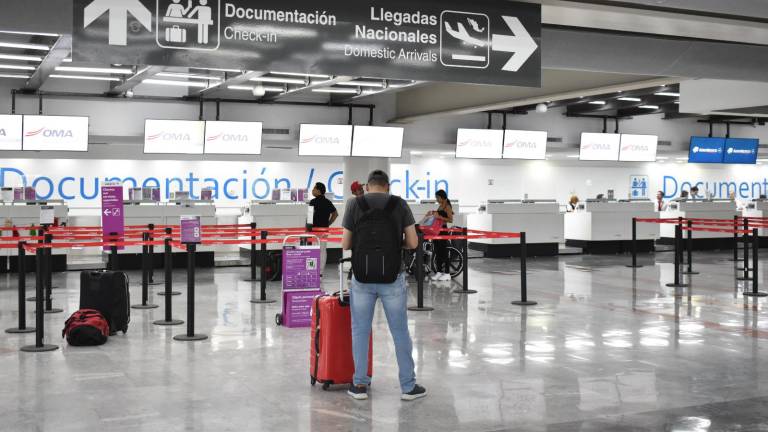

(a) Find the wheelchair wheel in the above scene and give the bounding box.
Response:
[431,246,464,278]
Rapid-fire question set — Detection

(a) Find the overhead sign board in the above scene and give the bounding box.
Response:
[73,0,541,87]
[23,116,89,152]
[579,133,620,162]
[351,126,404,158]
[204,121,262,155]
[144,119,206,154]
[502,130,547,160]
[299,124,353,157]
[723,138,758,164]
[0,115,22,151]
[619,134,658,162]
[688,137,725,164]
[455,129,503,159]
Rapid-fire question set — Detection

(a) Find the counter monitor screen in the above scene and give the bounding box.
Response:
[144,119,205,154]
[455,129,504,159]
[688,136,725,163]
[22,115,89,152]
[723,138,759,164]
[579,133,621,161]
[299,124,353,156]
[619,134,658,162]
[503,130,547,160]
[351,126,404,158]
[0,114,23,151]
[204,121,263,155]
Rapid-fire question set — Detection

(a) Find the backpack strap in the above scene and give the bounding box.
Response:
[383,196,400,216]
[356,196,370,212]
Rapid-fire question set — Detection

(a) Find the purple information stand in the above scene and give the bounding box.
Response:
[180,216,202,244]
[101,182,125,251]
[280,242,322,328]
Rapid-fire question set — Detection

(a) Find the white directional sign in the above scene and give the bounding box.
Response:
[491,16,538,72]
[83,0,152,46]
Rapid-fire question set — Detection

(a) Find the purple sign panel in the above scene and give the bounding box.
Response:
[13,188,23,201]
[282,246,322,290]
[151,188,161,202]
[24,186,35,201]
[180,215,202,244]
[282,289,324,328]
[101,182,125,251]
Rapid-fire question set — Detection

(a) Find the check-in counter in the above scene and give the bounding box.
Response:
[239,201,308,251]
[743,200,768,240]
[660,200,738,250]
[565,200,658,254]
[407,200,468,228]
[0,201,69,272]
[110,200,217,269]
[467,200,563,257]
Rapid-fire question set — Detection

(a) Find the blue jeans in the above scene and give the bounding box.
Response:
[350,273,416,393]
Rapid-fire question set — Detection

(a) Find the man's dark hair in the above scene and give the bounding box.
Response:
[691,186,699,192]
[314,182,326,195]
[367,170,390,187]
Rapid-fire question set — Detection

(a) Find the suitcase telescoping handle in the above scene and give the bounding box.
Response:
[338,258,352,305]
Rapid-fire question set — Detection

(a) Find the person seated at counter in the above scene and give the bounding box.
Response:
[674,190,690,201]
[656,191,665,211]
[690,186,701,200]
[427,190,453,282]
[568,195,579,212]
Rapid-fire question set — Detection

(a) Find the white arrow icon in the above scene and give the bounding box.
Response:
[491,16,538,72]
[103,209,111,216]
[83,0,152,46]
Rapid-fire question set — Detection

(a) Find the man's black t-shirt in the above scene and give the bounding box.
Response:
[309,196,337,228]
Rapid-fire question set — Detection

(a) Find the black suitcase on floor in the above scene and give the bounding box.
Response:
[79,270,130,335]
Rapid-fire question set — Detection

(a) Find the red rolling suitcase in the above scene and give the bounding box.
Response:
[310,261,372,390]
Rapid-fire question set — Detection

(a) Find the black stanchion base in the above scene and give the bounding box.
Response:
[5,327,35,334]
[173,334,208,341]
[512,301,538,306]
[20,344,58,352]
[666,283,689,288]
[250,299,277,304]
[43,308,63,314]
[625,265,644,268]
[153,319,184,326]
[408,306,434,311]
[132,304,159,310]
[682,271,700,275]
[156,291,181,296]
[453,289,478,294]
[744,291,768,297]
[736,277,754,281]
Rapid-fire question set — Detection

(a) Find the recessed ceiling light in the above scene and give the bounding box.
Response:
[0,53,43,62]
[142,79,209,88]
[0,64,35,71]
[56,66,134,75]
[654,92,680,97]
[157,72,222,81]
[639,105,659,109]
[617,97,641,102]
[0,73,30,79]
[227,85,284,92]
[312,88,359,94]
[338,80,385,88]
[270,71,330,79]
[250,76,306,85]
[50,74,121,82]
[588,101,606,105]
[0,42,50,51]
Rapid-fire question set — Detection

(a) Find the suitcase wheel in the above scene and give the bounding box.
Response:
[275,313,283,326]
[311,377,316,386]
[322,382,331,391]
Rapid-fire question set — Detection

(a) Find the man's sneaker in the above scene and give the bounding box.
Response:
[429,272,444,281]
[438,273,451,281]
[347,384,368,400]
[401,384,427,401]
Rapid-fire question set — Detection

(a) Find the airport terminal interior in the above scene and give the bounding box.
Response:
[2,0,768,431]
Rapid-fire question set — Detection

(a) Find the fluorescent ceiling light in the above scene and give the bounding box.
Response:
[588,101,606,105]
[227,85,284,92]
[156,72,221,81]
[0,53,42,62]
[338,80,385,88]
[655,92,680,97]
[0,30,59,37]
[617,97,641,102]
[639,105,659,109]
[55,66,133,75]
[62,58,72,63]
[142,79,208,88]
[271,71,330,79]
[0,64,35,71]
[0,41,50,51]
[250,76,306,84]
[50,74,120,82]
[312,88,359,94]
[0,73,29,79]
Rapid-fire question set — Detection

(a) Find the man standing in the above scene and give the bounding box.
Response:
[342,170,426,401]
[188,0,213,44]
[309,182,337,276]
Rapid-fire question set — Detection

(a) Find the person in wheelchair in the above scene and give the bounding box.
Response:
[426,190,453,281]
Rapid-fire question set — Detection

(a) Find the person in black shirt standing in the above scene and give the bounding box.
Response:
[309,182,338,277]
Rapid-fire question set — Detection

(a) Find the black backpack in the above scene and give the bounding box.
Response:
[352,196,402,283]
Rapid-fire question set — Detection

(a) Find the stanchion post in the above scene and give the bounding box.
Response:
[738,218,752,281]
[132,232,158,309]
[157,227,180,296]
[20,247,57,352]
[513,232,537,306]
[109,231,118,271]
[744,228,767,297]
[732,215,739,263]
[626,217,643,268]
[6,242,35,334]
[454,227,477,294]
[174,243,207,341]
[148,223,160,285]
[409,227,433,312]
[154,236,183,325]
[245,222,258,282]
[666,224,688,288]
[683,220,699,275]
[251,230,276,304]
[42,233,62,314]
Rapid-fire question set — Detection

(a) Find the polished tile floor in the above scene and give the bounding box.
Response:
[0,250,767,431]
